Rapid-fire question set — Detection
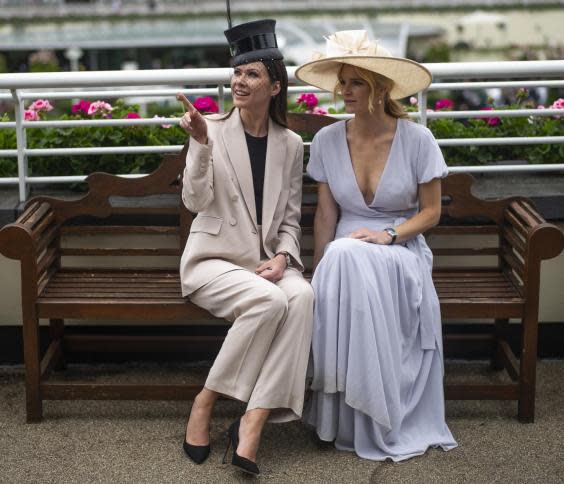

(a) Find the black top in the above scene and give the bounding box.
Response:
[245,131,268,225]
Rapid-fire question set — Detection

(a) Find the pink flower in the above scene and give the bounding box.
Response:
[537,105,545,109]
[71,100,92,114]
[193,96,219,113]
[550,98,564,109]
[24,109,39,121]
[297,93,318,108]
[310,106,328,115]
[28,99,54,112]
[409,96,418,105]
[480,107,501,126]
[435,98,454,110]
[87,101,113,116]
[426,108,434,113]
[153,115,172,129]
[125,112,141,119]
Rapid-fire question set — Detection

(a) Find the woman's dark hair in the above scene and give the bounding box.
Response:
[262,58,288,128]
[222,58,288,127]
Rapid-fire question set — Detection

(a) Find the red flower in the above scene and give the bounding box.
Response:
[125,112,141,119]
[480,107,501,126]
[297,93,318,108]
[435,98,454,110]
[71,100,92,114]
[193,96,219,113]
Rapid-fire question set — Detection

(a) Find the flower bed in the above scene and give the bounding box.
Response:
[0,93,562,181]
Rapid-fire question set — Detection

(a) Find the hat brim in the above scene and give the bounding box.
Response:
[295,56,432,99]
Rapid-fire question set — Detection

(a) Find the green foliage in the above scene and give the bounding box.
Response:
[0,101,186,178]
[423,42,451,63]
[428,108,563,165]
[28,50,60,73]
[0,98,562,183]
[0,114,16,177]
[0,54,7,74]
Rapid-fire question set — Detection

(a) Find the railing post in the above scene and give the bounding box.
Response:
[218,84,225,113]
[418,90,428,126]
[11,89,29,203]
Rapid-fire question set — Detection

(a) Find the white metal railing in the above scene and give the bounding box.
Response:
[0,60,563,202]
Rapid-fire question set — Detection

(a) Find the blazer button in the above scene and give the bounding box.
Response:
[229,217,237,226]
[231,194,239,202]
[251,229,257,235]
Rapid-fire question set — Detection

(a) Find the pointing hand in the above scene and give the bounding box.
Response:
[177,93,208,145]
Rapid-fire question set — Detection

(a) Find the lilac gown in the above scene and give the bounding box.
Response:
[304,118,458,461]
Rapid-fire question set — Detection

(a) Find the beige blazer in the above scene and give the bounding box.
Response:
[179,108,305,296]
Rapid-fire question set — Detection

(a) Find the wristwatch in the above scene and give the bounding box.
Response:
[383,227,398,245]
[276,251,292,268]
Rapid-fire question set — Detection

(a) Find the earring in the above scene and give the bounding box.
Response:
[378,98,382,105]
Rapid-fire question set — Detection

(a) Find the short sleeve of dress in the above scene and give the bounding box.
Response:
[306,133,328,183]
[416,127,448,184]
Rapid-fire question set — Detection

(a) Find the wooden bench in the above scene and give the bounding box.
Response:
[0,113,562,424]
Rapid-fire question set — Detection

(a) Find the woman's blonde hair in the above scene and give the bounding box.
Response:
[334,65,408,119]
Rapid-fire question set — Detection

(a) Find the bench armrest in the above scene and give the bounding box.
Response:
[502,199,564,302]
[0,200,60,297]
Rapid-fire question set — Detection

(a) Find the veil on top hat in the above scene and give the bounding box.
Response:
[295,30,431,99]
[223,1,283,66]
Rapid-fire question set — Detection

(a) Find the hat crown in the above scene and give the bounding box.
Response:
[322,30,391,59]
[223,18,283,66]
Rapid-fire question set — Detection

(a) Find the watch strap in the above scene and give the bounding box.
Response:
[384,227,397,245]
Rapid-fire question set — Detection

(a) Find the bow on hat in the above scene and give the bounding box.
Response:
[312,30,383,60]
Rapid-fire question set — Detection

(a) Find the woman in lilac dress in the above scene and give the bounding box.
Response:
[295,31,457,461]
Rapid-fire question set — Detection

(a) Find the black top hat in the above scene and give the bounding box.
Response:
[224,19,284,66]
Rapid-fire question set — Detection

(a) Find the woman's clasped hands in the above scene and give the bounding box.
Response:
[348,228,393,245]
[255,254,287,283]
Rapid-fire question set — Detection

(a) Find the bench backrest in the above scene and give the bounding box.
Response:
[23,113,533,289]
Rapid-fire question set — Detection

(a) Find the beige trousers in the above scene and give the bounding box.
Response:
[189,262,314,423]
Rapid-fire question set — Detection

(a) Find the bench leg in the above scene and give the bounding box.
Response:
[22,313,42,423]
[49,318,67,371]
[518,314,538,423]
[491,318,509,371]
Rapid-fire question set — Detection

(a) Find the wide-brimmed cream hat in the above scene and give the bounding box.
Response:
[295,30,431,99]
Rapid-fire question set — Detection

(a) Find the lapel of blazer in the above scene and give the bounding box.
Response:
[221,109,257,227]
[261,117,287,239]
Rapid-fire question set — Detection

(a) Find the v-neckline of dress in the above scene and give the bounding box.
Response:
[342,118,400,209]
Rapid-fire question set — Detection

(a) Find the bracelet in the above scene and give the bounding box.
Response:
[276,251,291,268]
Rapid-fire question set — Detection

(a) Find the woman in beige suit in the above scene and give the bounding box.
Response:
[178,19,313,476]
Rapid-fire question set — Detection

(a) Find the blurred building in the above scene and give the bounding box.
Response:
[0,0,562,73]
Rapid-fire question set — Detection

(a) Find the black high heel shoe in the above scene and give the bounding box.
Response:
[222,418,260,476]
[182,417,210,465]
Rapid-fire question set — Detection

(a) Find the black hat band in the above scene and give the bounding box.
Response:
[229,33,278,57]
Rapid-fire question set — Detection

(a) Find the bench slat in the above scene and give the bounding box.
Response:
[43,284,180,297]
[42,292,184,299]
[21,202,51,229]
[60,248,181,256]
[61,225,180,235]
[501,248,525,281]
[501,225,526,256]
[432,248,499,256]
[48,281,181,288]
[505,210,528,238]
[510,201,542,228]
[427,226,499,235]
